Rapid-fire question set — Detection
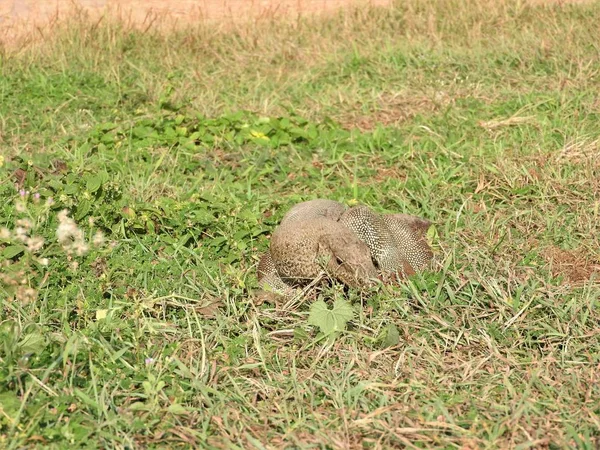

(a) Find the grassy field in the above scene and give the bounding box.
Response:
[1,0,600,448]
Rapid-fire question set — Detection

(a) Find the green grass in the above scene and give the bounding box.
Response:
[1,0,599,447]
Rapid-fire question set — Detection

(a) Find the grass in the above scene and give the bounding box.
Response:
[0,0,599,447]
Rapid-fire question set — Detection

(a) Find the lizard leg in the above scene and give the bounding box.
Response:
[257,251,296,295]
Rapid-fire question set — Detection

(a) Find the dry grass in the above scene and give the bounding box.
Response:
[1,0,600,448]
[0,0,392,50]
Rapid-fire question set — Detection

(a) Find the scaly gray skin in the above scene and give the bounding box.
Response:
[384,213,433,273]
[270,217,377,288]
[257,199,433,294]
[256,249,296,295]
[258,199,376,292]
[280,199,347,225]
[340,206,433,277]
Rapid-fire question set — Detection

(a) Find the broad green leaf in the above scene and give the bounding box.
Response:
[426,224,438,248]
[76,199,91,221]
[19,331,46,354]
[142,381,152,395]
[0,391,21,416]
[86,175,103,193]
[129,402,150,411]
[331,299,355,323]
[167,403,189,415]
[2,245,25,259]
[308,299,354,335]
[382,323,401,348]
[64,183,79,195]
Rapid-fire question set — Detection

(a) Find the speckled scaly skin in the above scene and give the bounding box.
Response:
[256,199,434,294]
[384,213,433,273]
[280,199,347,225]
[340,206,433,277]
[270,217,377,288]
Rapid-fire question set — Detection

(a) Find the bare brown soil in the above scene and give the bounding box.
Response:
[0,0,391,48]
[543,246,600,285]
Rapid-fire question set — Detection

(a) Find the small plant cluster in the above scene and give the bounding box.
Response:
[86,112,329,153]
[56,209,105,257]
[1,192,51,304]
[0,191,106,304]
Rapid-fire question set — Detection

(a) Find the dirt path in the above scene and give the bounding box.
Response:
[0,0,592,49]
[0,0,391,48]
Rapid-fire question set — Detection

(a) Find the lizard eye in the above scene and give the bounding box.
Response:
[335,256,344,265]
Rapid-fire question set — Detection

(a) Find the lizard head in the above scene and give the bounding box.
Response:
[317,231,378,288]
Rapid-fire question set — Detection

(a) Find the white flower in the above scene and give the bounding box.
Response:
[0,228,10,240]
[16,219,33,230]
[56,213,83,245]
[14,227,28,242]
[92,231,105,247]
[57,209,70,223]
[15,202,26,213]
[74,242,89,256]
[27,236,45,253]
[56,210,88,256]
